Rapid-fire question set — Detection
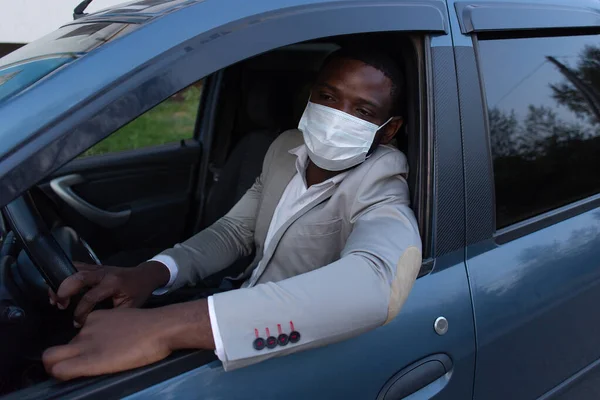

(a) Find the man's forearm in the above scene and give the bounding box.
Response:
[158,299,216,351]
[42,298,215,381]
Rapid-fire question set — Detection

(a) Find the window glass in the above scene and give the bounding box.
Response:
[0,23,137,104]
[479,34,600,228]
[82,81,203,157]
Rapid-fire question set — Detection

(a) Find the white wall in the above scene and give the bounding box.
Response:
[0,0,127,44]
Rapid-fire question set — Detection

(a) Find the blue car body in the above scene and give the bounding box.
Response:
[1,0,599,399]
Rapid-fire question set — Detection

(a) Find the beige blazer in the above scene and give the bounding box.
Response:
[160,129,422,370]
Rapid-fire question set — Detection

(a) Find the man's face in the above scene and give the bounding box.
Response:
[310,57,403,145]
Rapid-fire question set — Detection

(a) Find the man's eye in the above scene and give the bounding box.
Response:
[319,93,334,101]
[357,108,372,117]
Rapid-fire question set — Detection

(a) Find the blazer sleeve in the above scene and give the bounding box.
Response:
[210,153,422,371]
[157,138,278,291]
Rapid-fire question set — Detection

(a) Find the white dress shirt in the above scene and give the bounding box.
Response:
[150,144,349,363]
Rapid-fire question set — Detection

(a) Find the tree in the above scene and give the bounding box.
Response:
[551,45,600,126]
[488,107,518,159]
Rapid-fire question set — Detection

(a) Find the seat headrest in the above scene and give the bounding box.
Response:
[244,71,316,131]
[292,81,312,127]
[245,78,281,129]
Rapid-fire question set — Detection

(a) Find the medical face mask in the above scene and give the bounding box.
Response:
[298,101,393,171]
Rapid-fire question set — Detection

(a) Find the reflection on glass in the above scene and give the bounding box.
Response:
[479,35,600,228]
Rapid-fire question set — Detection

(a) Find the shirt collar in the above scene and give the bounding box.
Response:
[288,145,349,189]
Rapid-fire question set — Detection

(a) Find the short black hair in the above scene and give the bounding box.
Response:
[321,45,405,116]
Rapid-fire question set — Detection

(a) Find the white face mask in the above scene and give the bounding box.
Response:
[298,101,393,171]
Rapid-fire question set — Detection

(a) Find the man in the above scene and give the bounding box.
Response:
[44,46,422,380]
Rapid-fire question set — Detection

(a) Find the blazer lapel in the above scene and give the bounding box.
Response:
[255,131,304,232]
[255,152,298,245]
[235,155,298,285]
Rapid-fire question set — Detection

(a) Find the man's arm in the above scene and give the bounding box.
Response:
[43,150,420,379]
[43,195,421,380]
[202,148,421,370]
[209,189,422,370]
[42,299,215,380]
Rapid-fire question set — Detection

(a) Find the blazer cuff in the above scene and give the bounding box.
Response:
[208,296,227,363]
[149,255,179,295]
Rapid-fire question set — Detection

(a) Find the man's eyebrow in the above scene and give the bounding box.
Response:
[357,97,382,109]
[314,82,339,92]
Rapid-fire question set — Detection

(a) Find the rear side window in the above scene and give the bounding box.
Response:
[478,34,600,228]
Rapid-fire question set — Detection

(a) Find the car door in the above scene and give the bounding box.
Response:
[452,0,600,398]
[0,1,475,399]
[37,79,209,266]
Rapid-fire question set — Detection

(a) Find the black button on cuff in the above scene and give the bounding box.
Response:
[266,336,278,349]
[277,333,289,346]
[289,331,301,343]
[253,338,266,350]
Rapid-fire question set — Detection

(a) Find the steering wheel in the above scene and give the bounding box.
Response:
[3,191,100,294]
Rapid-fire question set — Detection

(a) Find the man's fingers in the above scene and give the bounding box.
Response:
[72,262,100,272]
[56,269,107,302]
[73,286,116,325]
[49,265,101,308]
[48,352,128,381]
[48,288,69,309]
[48,288,58,306]
[42,344,81,375]
[47,354,94,381]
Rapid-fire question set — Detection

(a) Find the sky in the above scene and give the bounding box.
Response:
[0,0,125,44]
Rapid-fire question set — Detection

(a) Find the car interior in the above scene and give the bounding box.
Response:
[0,32,428,396]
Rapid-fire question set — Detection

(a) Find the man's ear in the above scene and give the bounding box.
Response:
[379,117,404,145]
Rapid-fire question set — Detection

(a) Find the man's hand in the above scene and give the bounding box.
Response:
[43,300,215,381]
[49,261,170,326]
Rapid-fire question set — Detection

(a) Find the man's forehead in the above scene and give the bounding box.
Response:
[316,58,393,105]
[318,57,388,81]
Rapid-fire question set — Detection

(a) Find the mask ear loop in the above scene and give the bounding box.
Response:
[365,116,397,159]
[378,116,394,130]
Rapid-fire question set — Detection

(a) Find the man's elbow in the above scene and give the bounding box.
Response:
[383,246,422,325]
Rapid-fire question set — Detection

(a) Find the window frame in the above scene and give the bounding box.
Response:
[199,34,436,272]
[472,29,600,243]
[417,35,435,275]
[455,0,600,34]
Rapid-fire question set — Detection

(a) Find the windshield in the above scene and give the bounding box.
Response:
[0,56,75,102]
[0,22,136,104]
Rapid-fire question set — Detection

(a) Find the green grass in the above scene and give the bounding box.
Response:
[82,84,203,157]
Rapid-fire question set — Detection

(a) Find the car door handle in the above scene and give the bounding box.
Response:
[377,354,453,400]
[50,174,131,229]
